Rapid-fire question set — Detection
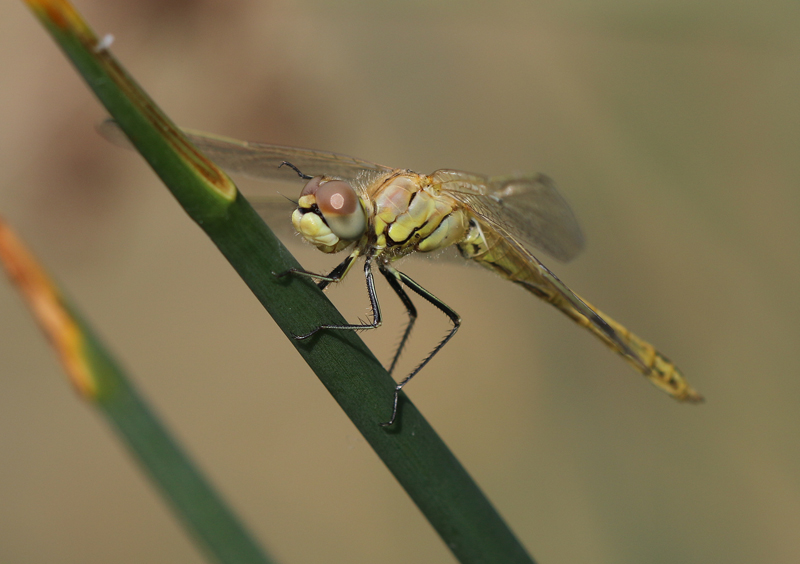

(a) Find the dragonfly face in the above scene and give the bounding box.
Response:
[99,120,704,426]
[292,175,367,253]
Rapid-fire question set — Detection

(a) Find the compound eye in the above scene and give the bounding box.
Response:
[300,176,324,197]
[316,180,366,241]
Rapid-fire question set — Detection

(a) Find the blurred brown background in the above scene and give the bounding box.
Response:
[2,1,799,563]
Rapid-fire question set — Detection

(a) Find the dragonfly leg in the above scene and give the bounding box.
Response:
[378,266,418,377]
[379,266,461,427]
[276,251,358,290]
[278,161,313,180]
[291,254,383,340]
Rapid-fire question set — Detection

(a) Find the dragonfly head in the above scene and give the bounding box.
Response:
[292,176,367,253]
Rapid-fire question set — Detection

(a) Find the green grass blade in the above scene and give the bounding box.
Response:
[23,1,537,562]
[0,220,275,564]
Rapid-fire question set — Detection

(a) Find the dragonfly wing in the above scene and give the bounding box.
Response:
[180,128,393,181]
[97,119,392,182]
[432,169,585,263]
[98,119,394,233]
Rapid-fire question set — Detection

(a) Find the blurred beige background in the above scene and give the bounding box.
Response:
[2,1,799,563]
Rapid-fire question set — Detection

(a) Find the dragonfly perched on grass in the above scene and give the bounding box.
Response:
[100,121,703,425]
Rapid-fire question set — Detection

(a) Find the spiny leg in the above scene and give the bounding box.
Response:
[276,250,358,290]
[380,266,461,427]
[378,265,418,377]
[284,254,383,339]
[278,161,313,180]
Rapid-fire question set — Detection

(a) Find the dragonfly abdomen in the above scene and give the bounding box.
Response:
[551,293,703,402]
[459,218,703,403]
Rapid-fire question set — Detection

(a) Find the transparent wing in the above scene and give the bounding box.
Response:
[97,119,392,182]
[432,169,585,263]
[181,128,393,181]
[98,119,393,235]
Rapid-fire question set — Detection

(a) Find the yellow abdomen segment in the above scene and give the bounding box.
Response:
[459,220,703,403]
[561,297,703,402]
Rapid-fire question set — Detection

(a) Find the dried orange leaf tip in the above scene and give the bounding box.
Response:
[0,220,97,399]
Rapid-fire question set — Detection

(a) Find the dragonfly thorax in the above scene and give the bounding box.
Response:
[372,172,470,256]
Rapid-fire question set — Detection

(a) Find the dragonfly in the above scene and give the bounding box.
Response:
[100,121,703,425]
